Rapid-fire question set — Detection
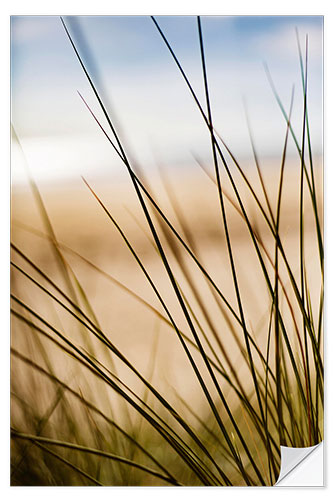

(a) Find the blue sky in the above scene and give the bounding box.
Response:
[11,15,323,183]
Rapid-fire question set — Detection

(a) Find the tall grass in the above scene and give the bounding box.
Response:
[10,16,323,486]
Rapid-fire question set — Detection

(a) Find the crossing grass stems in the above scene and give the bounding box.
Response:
[10,16,323,486]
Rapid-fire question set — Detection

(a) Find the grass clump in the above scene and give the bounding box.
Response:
[10,16,323,486]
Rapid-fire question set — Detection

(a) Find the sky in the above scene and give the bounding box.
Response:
[11,15,323,184]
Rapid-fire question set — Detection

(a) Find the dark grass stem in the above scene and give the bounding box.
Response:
[274,86,295,446]
[196,15,268,454]
[298,37,313,446]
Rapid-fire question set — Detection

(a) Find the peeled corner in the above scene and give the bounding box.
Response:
[274,441,324,486]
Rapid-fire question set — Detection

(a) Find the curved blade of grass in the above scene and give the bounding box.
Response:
[11,384,65,481]
[274,86,295,446]
[31,440,104,486]
[11,305,221,486]
[298,37,314,445]
[11,430,181,486]
[13,324,213,486]
[296,29,318,202]
[11,348,180,485]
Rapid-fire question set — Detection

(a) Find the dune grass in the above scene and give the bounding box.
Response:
[10,16,323,486]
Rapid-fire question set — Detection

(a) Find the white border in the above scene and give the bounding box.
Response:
[2,1,332,499]
[1,0,332,15]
